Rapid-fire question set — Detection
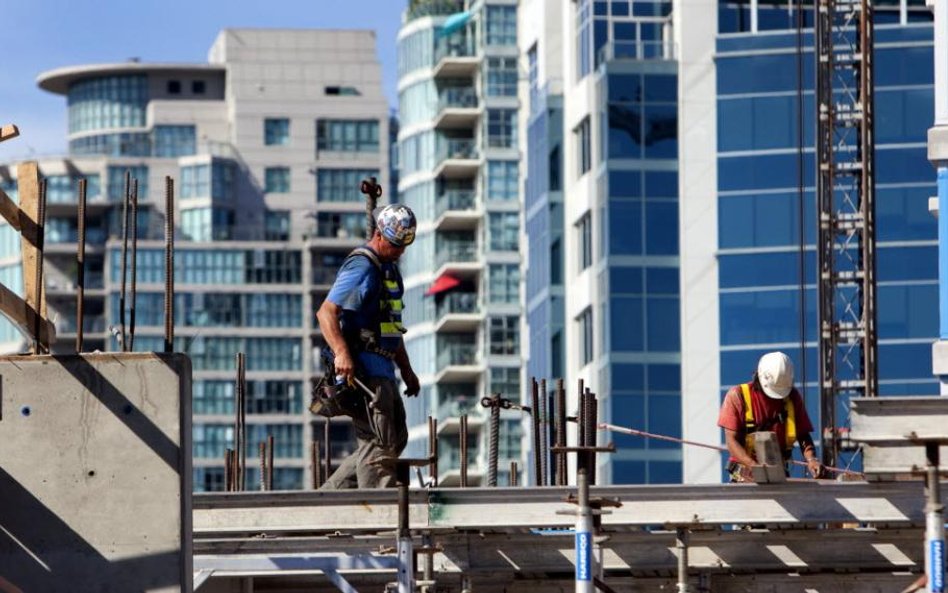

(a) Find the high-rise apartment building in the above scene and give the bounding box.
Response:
[521,0,938,484]
[396,0,525,485]
[0,29,393,490]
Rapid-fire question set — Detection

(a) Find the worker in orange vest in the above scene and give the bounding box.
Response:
[717,352,824,482]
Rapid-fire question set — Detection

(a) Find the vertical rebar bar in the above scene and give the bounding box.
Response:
[324,420,332,482]
[224,449,232,492]
[509,461,518,486]
[487,394,500,487]
[540,379,549,487]
[119,170,130,351]
[459,414,469,488]
[267,434,274,490]
[76,178,87,353]
[32,178,47,355]
[311,440,321,489]
[164,176,174,354]
[129,179,138,351]
[237,352,246,491]
[258,442,267,491]
[556,378,567,486]
[428,416,438,487]
[233,380,240,491]
[531,378,541,486]
[363,176,379,240]
[578,382,588,477]
[589,393,598,486]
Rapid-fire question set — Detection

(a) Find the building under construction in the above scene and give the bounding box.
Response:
[1,0,948,591]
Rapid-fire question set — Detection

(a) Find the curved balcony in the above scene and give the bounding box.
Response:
[405,0,465,22]
[435,189,479,231]
[433,35,479,79]
[434,87,480,130]
[437,447,483,487]
[434,139,480,179]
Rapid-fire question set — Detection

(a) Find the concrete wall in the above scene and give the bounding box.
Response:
[0,353,192,592]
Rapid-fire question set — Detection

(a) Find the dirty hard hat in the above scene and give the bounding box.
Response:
[373,204,417,247]
[757,352,794,399]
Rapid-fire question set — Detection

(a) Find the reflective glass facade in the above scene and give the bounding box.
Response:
[715,14,938,472]
[67,75,148,134]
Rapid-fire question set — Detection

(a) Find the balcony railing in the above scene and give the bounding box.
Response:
[436,397,478,420]
[406,0,465,21]
[437,342,477,369]
[435,240,476,268]
[438,87,477,110]
[435,189,476,217]
[434,36,476,62]
[436,292,478,318]
[437,139,478,163]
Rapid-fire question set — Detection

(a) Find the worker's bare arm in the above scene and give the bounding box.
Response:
[316,299,355,380]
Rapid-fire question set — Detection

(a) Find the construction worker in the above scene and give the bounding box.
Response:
[315,204,420,489]
[717,351,824,482]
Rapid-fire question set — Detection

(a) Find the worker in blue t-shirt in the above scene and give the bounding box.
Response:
[315,204,420,489]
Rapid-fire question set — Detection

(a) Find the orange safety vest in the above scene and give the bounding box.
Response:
[740,382,796,459]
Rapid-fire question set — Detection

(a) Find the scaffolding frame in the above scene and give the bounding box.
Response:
[816,0,878,468]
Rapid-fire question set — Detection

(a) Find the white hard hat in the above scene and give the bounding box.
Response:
[757,352,794,399]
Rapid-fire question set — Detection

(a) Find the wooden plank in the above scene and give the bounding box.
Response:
[0,125,19,144]
[0,282,55,346]
[15,162,47,351]
[0,187,21,231]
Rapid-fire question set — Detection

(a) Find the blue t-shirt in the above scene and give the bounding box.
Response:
[325,250,400,380]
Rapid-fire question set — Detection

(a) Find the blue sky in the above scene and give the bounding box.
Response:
[0,0,404,161]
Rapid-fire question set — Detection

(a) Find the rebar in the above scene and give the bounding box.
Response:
[119,170,130,351]
[32,178,47,354]
[258,442,267,491]
[588,392,598,485]
[428,416,438,486]
[459,414,469,488]
[509,461,518,486]
[76,178,87,353]
[540,379,549,487]
[129,179,138,351]
[324,420,332,482]
[236,352,247,491]
[487,394,500,487]
[530,378,541,486]
[311,440,321,489]
[361,176,380,239]
[267,434,274,490]
[555,378,567,486]
[224,448,233,492]
[163,176,174,354]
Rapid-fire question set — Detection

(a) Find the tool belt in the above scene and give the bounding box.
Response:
[309,349,364,418]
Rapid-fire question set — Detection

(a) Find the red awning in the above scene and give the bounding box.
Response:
[425,273,462,296]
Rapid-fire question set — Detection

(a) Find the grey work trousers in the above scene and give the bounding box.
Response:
[321,376,409,489]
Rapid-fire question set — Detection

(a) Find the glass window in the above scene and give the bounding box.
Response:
[485,160,519,201]
[314,211,365,238]
[528,45,539,114]
[152,125,196,157]
[484,57,518,97]
[265,210,290,241]
[577,211,593,269]
[264,167,290,193]
[180,164,210,198]
[576,117,592,176]
[67,75,148,134]
[485,5,517,46]
[192,80,206,94]
[490,367,520,399]
[181,207,234,241]
[264,118,290,146]
[611,295,644,352]
[316,169,380,202]
[167,80,181,94]
[486,109,518,149]
[107,165,147,203]
[576,0,592,79]
[316,119,380,153]
[489,316,519,355]
[398,28,436,77]
[645,200,678,255]
[489,212,519,251]
[69,133,151,157]
[489,263,520,304]
[578,307,594,365]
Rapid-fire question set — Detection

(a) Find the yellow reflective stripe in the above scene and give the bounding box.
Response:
[785,397,796,444]
[387,300,403,312]
[740,383,756,454]
[384,280,399,290]
[379,322,406,335]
